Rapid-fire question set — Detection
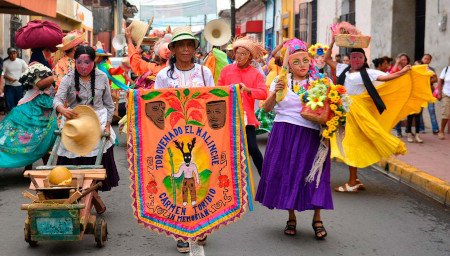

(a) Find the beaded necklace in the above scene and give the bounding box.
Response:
[290,74,309,96]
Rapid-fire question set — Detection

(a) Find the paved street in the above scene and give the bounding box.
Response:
[0,128,448,256]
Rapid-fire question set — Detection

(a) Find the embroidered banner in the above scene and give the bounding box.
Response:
[127,85,254,241]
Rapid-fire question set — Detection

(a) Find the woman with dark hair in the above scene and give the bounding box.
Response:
[155,26,214,89]
[154,26,214,254]
[325,35,414,192]
[53,45,119,194]
[52,30,85,91]
[30,48,52,69]
[0,62,57,168]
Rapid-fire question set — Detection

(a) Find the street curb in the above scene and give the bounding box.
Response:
[375,157,450,206]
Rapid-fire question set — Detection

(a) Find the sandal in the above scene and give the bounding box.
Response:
[284,220,297,236]
[312,221,327,240]
[334,183,359,193]
[197,236,207,246]
[356,179,366,190]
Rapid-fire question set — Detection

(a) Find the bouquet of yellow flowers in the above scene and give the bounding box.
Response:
[300,75,350,139]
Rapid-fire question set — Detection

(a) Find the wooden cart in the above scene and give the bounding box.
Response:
[21,132,109,247]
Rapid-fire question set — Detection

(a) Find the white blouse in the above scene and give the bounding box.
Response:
[154,63,215,88]
[269,74,320,130]
[336,63,386,95]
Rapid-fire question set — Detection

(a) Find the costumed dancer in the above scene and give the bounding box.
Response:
[53,30,86,91]
[126,26,171,79]
[256,38,331,240]
[255,41,286,135]
[154,26,214,253]
[217,37,268,176]
[53,45,119,195]
[0,63,57,168]
[94,41,130,122]
[324,29,434,192]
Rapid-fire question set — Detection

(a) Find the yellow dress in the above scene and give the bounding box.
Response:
[265,58,281,87]
[331,65,435,168]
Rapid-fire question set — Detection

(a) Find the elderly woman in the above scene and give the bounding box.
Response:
[154,26,214,253]
[217,37,268,176]
[256,38,331,240]
[53,45,119,194]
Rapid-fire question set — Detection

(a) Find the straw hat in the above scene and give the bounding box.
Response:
[61,105,102,156]
[95,41,112,57]
[127,18,153,47]
[232,37,267,60]
[56,30,85,52]
[204,19,231,46]
[168,26,199,50]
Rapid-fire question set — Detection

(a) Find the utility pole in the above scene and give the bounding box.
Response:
[117,0,123,35]
[230,0,236,38]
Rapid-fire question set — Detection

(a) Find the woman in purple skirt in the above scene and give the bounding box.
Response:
[256,38,332,239]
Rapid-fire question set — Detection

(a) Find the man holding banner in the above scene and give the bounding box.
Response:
[128,26,254,254]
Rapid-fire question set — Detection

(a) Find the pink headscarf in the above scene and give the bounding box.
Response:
[284,38,319,80]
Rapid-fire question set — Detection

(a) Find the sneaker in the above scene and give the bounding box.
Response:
[419,130,426,134]
[438,132,445,140]
[177,240,190,253]
[396,132,403,138]
[433,130,439,135]
[406,133,414,143]
[415,134,423,143]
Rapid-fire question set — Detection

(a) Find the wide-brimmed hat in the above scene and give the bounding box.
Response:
[61,105,101,156]
[128,18,153,47]
[232,37,267,60]
[56,30,85,52]
[204,19,231,46]
[95,41,112,57]
[168,26,199,50]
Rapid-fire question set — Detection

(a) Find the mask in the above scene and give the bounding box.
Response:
[314,55,325,69]
[76,54,94,76]
[350,52,365,70]
[288,51,311,76]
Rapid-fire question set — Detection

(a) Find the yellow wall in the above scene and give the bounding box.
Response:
[281,0,294,38]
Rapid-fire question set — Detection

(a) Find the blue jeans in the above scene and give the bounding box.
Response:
[395,122,403,135]
[4,85,24,111]
[420,103,439,132]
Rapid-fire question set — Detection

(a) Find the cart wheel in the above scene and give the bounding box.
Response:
[94,217,107,247]
[24,221,38,247]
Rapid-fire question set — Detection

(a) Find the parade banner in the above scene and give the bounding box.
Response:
[127,85,254,241]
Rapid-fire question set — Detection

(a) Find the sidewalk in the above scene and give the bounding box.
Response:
[377,131,450,206]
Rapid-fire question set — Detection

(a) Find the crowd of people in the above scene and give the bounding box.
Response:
[0,19,445,254]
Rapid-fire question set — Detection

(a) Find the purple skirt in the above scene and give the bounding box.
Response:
[255,122,333,212]
[56,146,120,191]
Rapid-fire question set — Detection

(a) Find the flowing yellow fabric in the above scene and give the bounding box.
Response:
[331,65,435,168]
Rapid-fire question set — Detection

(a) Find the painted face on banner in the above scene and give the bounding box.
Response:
[146,101,166,130]
[76,54,95,76]
[288,51,311,77]
[206,100,227,130]
[350,52,365,70]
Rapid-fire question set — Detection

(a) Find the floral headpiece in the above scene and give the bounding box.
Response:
[284,38,308,54]
[308,43,329,57]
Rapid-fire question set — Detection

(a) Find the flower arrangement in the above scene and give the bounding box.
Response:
[308,43,329,57]
[300,75,350,139]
